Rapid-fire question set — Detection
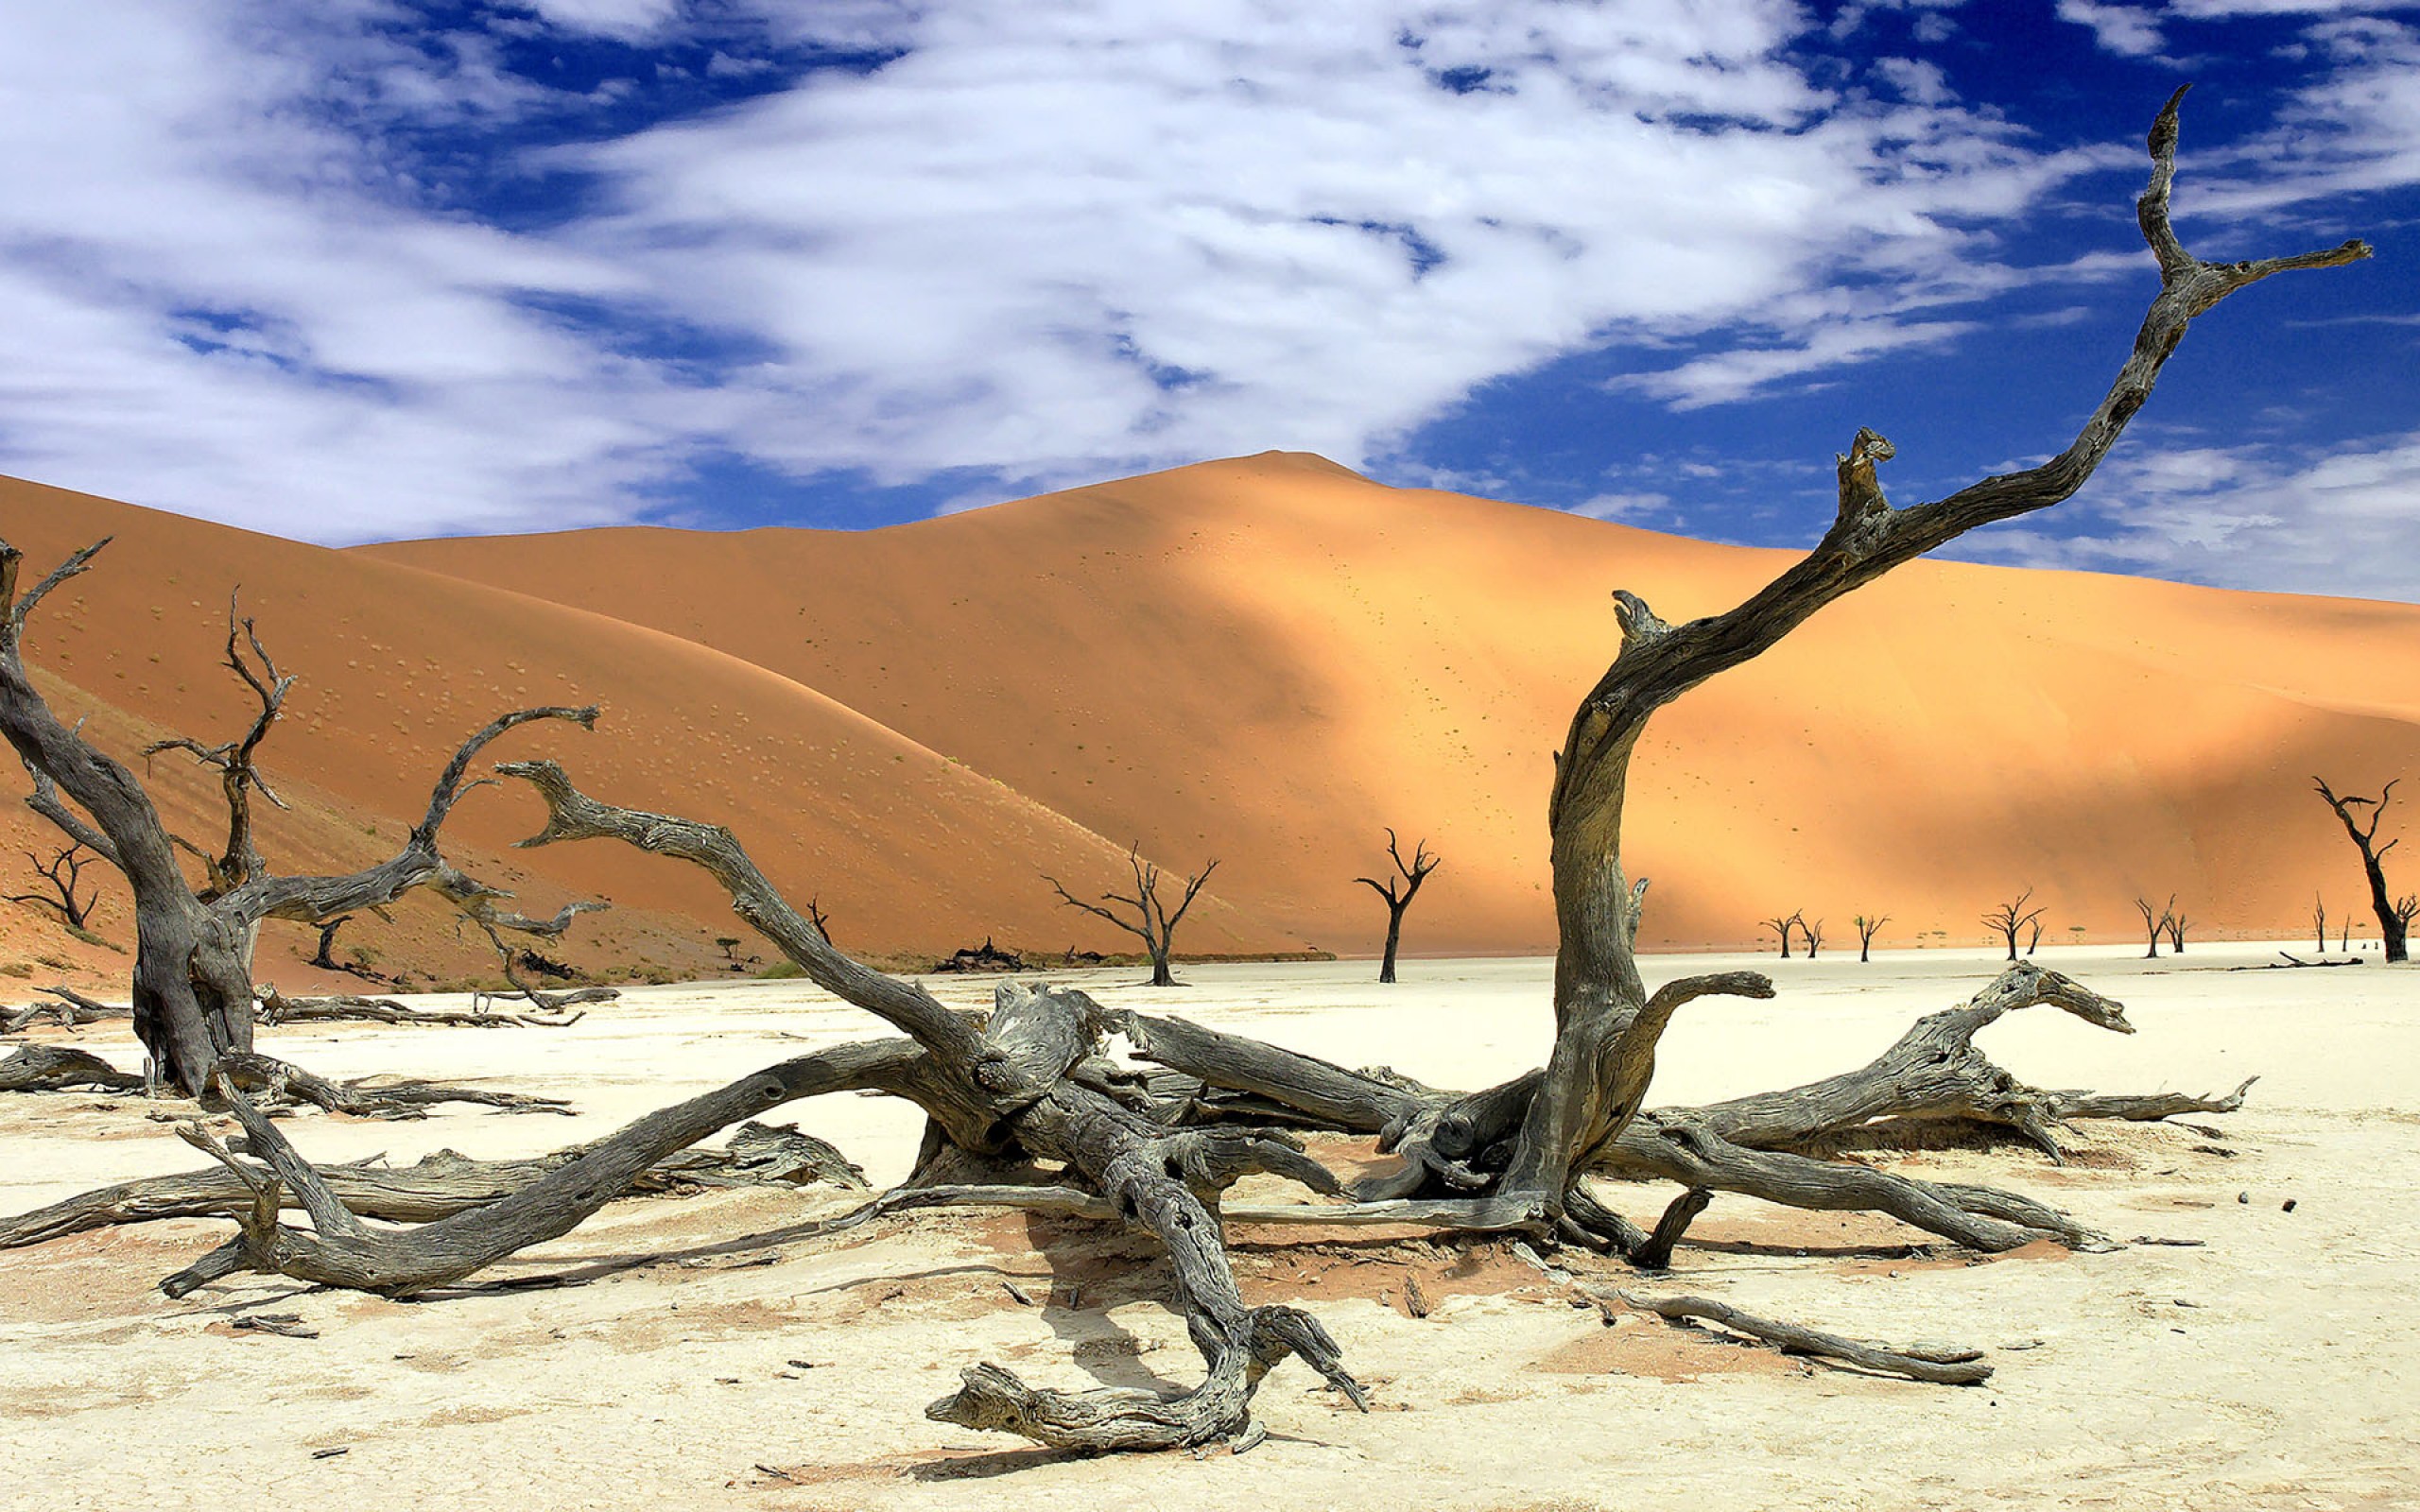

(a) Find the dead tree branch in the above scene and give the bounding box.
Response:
[6,842,102,931]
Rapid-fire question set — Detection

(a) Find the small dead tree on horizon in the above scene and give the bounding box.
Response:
[6,842,101,933]
[1981,889,2047,964]
[1854,913,1889,963]
[2162,908,2187,954]
[2313,777,2410,963]
[1356,829,1440,984]
[1046,846,1218,988]
[1760,910,1804,959]
[2311,895,2327,954]
[2133,895,2174,959]
[1801,917,1825,959]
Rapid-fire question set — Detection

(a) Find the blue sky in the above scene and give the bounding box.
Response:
[0,1,2414,597]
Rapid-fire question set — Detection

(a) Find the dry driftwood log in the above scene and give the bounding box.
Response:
[0,1043,143,1093]
[258,984,589,1030]
[0,95,2360,1455]
[2,985,133,1034]
[0,1120,862,1252]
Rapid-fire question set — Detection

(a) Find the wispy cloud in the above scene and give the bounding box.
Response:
[1950,430,2420,602]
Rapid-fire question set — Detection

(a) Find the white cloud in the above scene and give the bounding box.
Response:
[1571,490,1671,521]
[0,0,2401,550]
[2056,0,2169,58]
[1951,432,2420,603]
[559,2,2100,491]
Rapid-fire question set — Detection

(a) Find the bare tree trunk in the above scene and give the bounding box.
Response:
[2314,778,2409,963]
[1358,830,1439,985]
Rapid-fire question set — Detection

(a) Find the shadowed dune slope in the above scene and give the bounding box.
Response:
[0,474,1314,987]
[361,451,2420,956]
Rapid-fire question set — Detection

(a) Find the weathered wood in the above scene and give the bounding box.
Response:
[2,985,133,1033]
[1611,1291,1993,1385]
[0,1121,863,1251]
[1492,89,2366,1223]
[0,1044,142,1093]
[161,1039,925,1297]
[0,545,602,1093]
[210,1052,575,1120]
[256,985,586,1030]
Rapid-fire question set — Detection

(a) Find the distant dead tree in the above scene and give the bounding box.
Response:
[1046,846,1217,987]
[1355,829,1440,984]
[2312,895,2328,954]
[1760,910,1804,959]
[2313,777,2410,963]
[2162,908,2187,954]
[2133,895,2175,959]
[1981,889,2046,963]
[1853,913,1889,963]
[7,842,100,932]
[804,896,833,945]
[305,912,390,983]
[2026,917,2043,956]
[1801,917,1825,959]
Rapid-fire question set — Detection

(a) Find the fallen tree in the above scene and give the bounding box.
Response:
[0,94,2365,1454]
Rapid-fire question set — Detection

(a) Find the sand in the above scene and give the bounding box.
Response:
[4,943,2414,1511]
[8,452,2420,995]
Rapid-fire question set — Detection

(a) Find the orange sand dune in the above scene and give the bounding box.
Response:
[0,474,1315,988]
[363,451,2420,957]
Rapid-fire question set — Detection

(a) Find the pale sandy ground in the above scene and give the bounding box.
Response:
[3,944,2414,1511]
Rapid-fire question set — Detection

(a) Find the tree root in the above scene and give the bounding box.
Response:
[1607,1291,1993,1385]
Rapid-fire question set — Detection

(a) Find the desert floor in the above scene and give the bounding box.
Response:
[3,943,2413,1511]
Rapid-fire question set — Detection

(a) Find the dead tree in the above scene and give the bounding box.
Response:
[2313,895,2328,954]
[2162,909,2187,954]
[2313,777,2409,963]
[1760,910,1803,959]
[1356,830,1441,983]
[0,556,602,1094]
[2025,917,2043,956]
[1801,917,1825,959]
[2133,895,2174,959]
[6,94,2361,1454]
[7,842,101,932]
[1981,889,2046,963]
[1045,846,1217,988]
[1854,913,1889,963]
